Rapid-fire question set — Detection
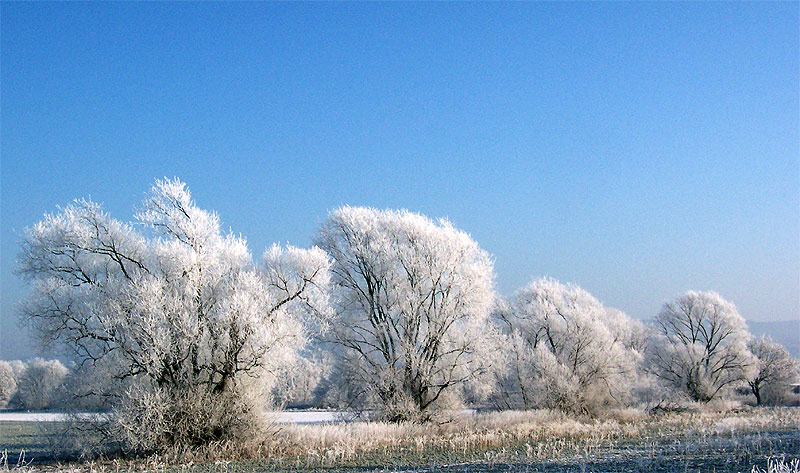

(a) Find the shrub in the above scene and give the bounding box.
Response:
[492,278,641,415]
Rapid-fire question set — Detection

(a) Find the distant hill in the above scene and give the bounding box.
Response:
[747,319,800,359]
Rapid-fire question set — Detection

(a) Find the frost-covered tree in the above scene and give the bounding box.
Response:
[8,360,26,380]
[60,359,118,412]
[13,358,69,410]
[605,308,648,354]
[494,278,640,414]
[747,336,800,406]
[647,291,754,402]
[316,207,496,421]
[0,361,16,408]
[271,349,331,408]
[17,178,330,449]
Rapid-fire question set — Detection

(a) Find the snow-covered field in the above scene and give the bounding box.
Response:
[0,412,82,422]
[0,410,347,424]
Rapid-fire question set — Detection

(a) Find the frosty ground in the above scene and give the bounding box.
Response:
[2,407,799,472]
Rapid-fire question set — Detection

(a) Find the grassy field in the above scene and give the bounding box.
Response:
[2,407,799,472]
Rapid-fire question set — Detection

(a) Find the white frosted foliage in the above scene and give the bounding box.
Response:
[17,178,331,448]
[316,206,497,421]
[647,291,754,402]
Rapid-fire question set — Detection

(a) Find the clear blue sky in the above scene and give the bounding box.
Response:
[2,2,798,359]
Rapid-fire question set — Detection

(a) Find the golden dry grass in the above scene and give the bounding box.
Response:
[7,406,800,472]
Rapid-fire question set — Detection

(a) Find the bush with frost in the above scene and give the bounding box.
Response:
[747,336,800,406]
[493,278,641,415]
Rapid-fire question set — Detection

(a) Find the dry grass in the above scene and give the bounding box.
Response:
[750,458,800,473]
[269,407,799,467]
[7,406,800,472]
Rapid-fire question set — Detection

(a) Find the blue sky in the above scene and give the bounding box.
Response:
[1,2,798,359]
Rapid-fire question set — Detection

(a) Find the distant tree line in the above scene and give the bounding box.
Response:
[12,178,800,452]
[0,358,68,410]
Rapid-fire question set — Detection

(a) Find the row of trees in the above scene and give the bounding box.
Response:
[15,178,799,451]
[492,287,797,413]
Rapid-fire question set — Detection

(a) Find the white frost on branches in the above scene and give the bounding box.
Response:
[494,278,641,414]
[647,291,754,402]
[17,178,331,448]
[747,336,800,406]
[315,207,497,421]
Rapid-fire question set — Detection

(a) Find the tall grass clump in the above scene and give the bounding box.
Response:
[751,458,800,473]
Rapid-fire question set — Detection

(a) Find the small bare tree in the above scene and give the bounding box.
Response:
[747,336,800,406]
[316,207,496,421]
[17,178,330,449]
[647,291,754,402]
